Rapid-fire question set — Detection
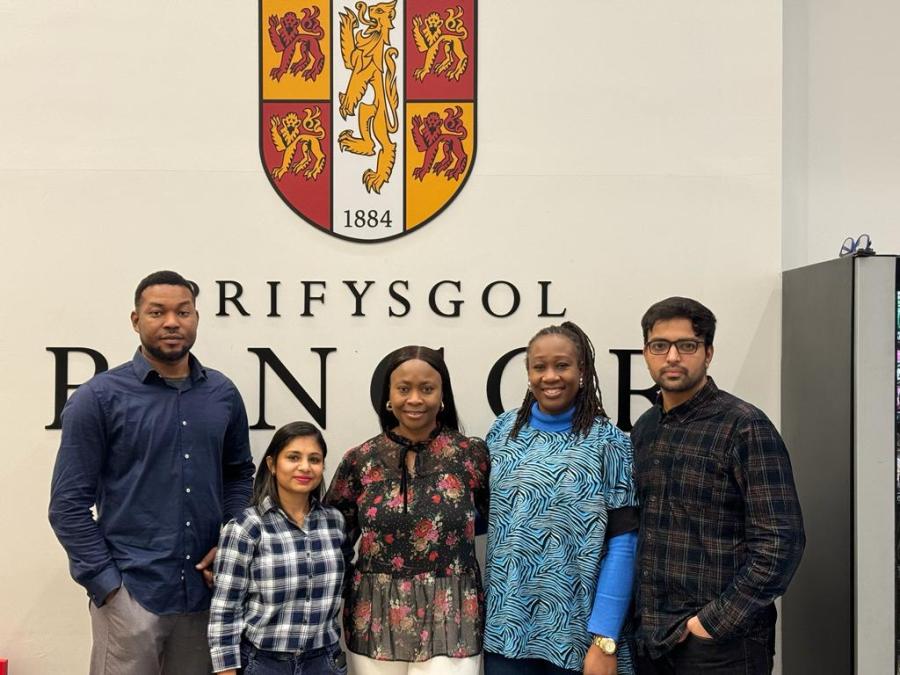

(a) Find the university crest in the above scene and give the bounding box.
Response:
[260,0,477,242]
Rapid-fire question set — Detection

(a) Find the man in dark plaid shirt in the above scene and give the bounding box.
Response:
[631,297,805,675]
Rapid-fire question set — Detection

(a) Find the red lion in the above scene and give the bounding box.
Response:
[410,106,468,181]
[268,7,325,82]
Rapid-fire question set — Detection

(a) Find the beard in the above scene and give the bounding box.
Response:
[142,338,194,364]
[654,367,706,393]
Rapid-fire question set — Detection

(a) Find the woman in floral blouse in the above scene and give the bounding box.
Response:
[325,345,489,675]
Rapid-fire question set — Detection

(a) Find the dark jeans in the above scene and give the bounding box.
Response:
[484,651,580,675]
[635,632,774,675]
[240,641,347,675]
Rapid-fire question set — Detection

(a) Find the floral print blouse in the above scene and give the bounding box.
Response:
[325,427,490,661]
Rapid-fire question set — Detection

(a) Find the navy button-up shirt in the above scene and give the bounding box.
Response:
[49,349,254,615]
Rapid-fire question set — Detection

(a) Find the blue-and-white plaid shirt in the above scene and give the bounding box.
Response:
[208,496,350,672]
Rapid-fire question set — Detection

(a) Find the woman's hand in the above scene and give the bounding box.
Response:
[583,644,617,675]
[195,546,218,588]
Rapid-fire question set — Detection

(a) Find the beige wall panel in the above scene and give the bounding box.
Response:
[0,1,782,672]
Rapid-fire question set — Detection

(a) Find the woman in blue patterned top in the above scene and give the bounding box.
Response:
[484,322,639,675]
[208,421,351,675]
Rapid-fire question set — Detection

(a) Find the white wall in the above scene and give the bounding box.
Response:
[0,1,783,672]
[783,0,900,269]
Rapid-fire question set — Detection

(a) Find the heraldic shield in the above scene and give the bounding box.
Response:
[260,0,477,242]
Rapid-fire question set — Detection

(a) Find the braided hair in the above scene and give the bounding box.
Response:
[510,321,607,439]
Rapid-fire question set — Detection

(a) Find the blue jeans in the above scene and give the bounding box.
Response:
[635,632,774,675]
[483,651,580,675]
[240,642,347,675]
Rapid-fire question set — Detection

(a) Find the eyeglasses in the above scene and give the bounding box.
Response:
[839,233,874,258]
[645,339,705,356]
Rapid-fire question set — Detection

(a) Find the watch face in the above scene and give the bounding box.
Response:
[598,637,617,655]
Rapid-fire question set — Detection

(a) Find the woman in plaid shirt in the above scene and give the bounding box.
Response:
[208,422,352,674]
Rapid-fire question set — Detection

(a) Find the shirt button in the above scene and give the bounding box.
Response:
[182,420,188,426]
[184,453,190,459]
[642,569,650,578]
[186,521,191,527]
[653,459,660,465]
[185,554,191,560]
[186,488,191,493]
[648,496,656,503]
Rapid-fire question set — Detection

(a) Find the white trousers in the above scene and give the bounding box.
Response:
[349,652,482,675]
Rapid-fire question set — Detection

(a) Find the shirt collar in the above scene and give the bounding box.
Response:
[259,495,322,517]
[656,376,719,421]
[259,495,279,514]
[131,348,207,384]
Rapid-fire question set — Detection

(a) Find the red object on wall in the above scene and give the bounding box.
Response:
[0,658,7,674]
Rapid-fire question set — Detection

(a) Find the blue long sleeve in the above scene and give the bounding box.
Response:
[587,530,638,639]
[49,383,122,606]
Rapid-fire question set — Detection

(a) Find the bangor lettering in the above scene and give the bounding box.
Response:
[46,346,657,433]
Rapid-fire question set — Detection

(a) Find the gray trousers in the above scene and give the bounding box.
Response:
[89,585,212,675]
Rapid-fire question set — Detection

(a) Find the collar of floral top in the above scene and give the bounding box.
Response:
[386,424,444,513]
[385,423,443,450]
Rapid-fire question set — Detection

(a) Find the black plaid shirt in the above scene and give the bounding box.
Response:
[632,378,805,658]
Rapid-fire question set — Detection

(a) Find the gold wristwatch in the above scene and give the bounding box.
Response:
[592,635,617,655]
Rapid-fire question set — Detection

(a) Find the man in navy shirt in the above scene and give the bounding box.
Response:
[49,270,254,674]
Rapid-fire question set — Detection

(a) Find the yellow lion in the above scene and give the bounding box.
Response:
[269,107,326,181]
[337,1,399,194]
[412,7,468,82]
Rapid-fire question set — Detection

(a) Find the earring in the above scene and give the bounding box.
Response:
[579,377,584,388]
[386,401,393,411]
[440,401,445,410]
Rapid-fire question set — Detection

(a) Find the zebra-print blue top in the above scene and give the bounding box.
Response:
[483,409,637,671]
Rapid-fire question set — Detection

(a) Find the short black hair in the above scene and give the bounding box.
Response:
[252,421,328,509]
[134,270,198,308]
[641,296,717,345]
[376,346,460,433]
